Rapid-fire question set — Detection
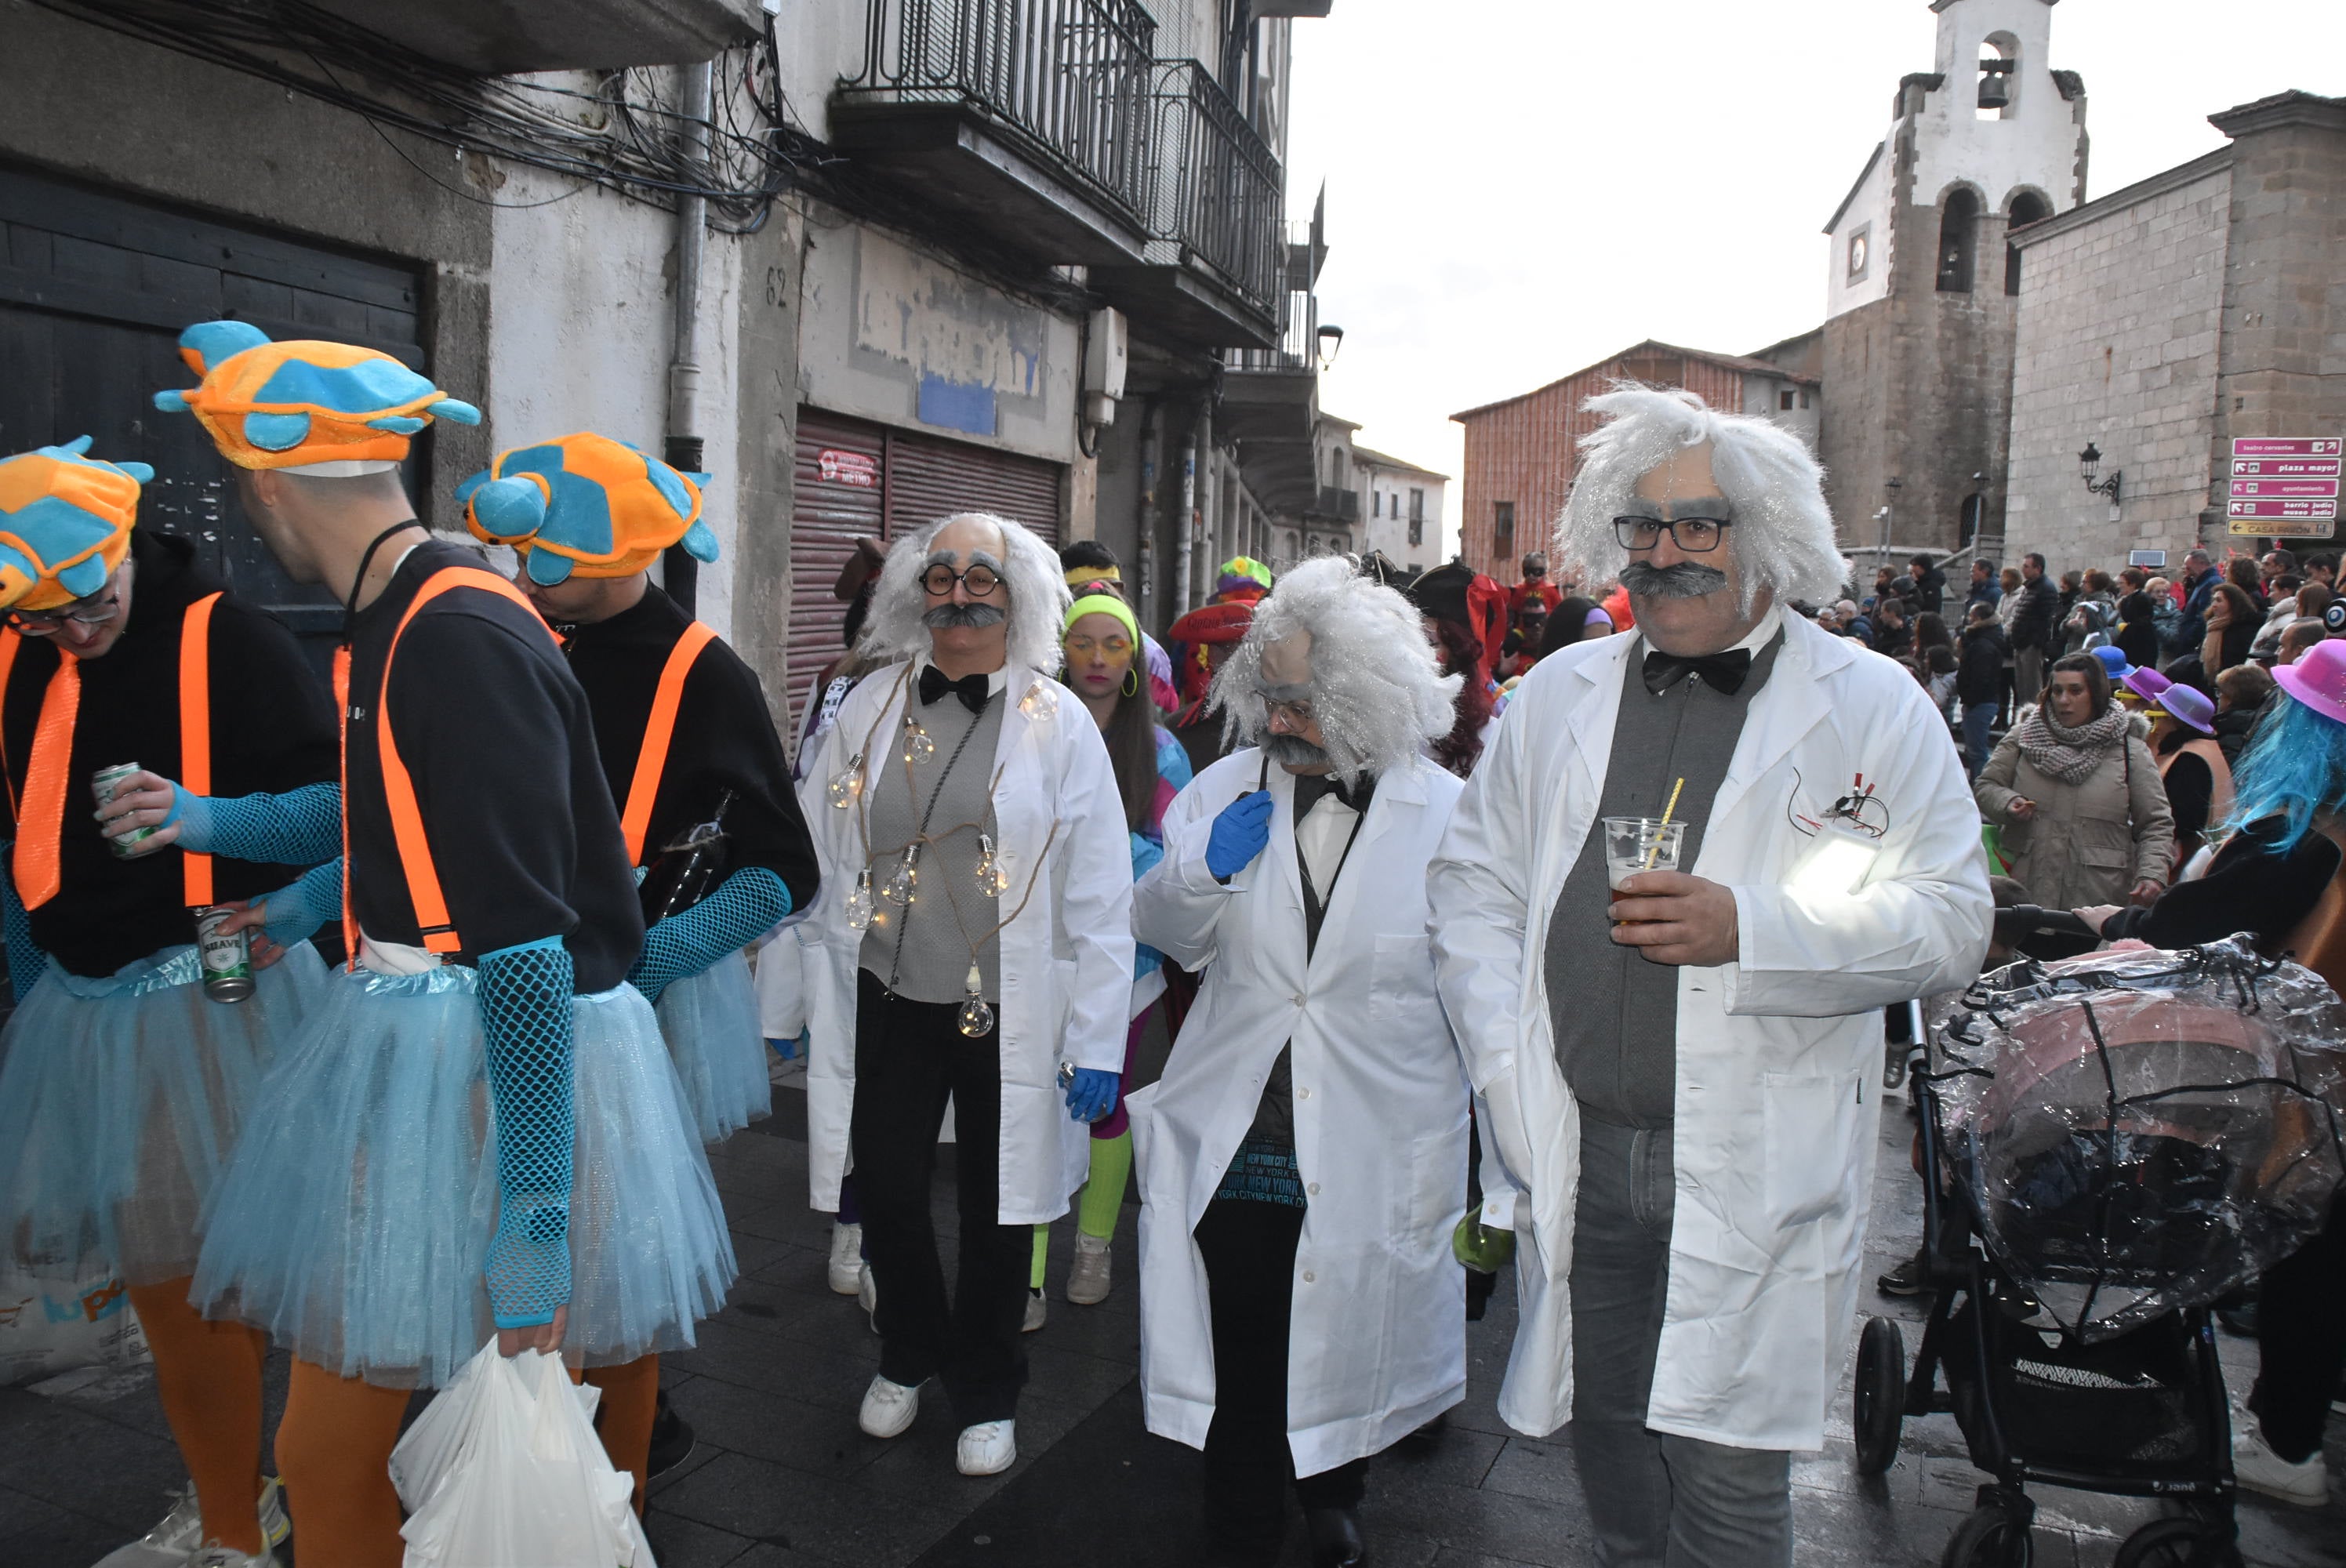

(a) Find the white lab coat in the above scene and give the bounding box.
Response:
[1427,615,1989,1450]
[796,661,1135,1224]
[1128,748,1469,1478]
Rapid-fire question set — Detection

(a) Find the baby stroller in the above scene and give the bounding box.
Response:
[1854,924,2346,1568]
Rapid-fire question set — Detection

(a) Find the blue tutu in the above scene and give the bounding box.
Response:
[0,942,329,1286]
[192,965,736,1388]
[655,948,771,1145]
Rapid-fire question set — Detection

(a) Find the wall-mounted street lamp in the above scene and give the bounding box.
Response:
[1316,324,1345,369]
[2079,442,2123,507]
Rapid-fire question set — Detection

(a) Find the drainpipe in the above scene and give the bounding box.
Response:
[1137,399,1159,629]
[1178,404,1204,615]
[663,59,714,615]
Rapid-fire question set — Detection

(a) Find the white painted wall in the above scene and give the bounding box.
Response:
[485,154,746,644]
[1912,0,2079,218]
[772,1,870,143]
[797,217,1081,466]
[1826,146,1892,320]
[1361,464,1447,572]
[1738,372,1821,448]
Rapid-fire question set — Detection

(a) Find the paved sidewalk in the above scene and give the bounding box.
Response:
[2,1069,2340,1566]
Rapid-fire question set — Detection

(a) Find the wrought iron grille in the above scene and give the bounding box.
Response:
[1141,60,1284,321]
[1229,221,1318,372]
[843,0,1159,227]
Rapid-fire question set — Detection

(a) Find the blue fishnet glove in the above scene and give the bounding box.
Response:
[256,858,342,950]
[478,937,576,1330]
[0,848,45,1004]
[166,781,341,866]
[630,866,793,1005]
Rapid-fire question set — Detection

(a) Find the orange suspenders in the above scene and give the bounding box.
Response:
[619,621,716,867]
[178,592,220,908]
[336,568,556,964]
[0,595,220,910]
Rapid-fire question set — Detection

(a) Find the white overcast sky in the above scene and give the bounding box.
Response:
[1284,0,2344,554]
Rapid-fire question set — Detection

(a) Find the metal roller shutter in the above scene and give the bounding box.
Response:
[786,410,1065,745]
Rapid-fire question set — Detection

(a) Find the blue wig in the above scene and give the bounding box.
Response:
[2224,695,2346,854]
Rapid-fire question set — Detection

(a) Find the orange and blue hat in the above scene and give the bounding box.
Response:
[455,432,717,586]
[0,437,154,612]
[152,320,479,474]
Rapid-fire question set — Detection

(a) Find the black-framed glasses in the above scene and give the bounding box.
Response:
[921,563,1004,597]
[5,589,122,635]
[1613,516,1732,554]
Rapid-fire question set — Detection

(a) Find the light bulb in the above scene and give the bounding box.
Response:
[1017,681,1058,722]
[957,963,994,1037]
[826,753,864,809]
[902,715,935,764]
[845,870,875,931]
[881,847,918,906]
[975,834,1002,897]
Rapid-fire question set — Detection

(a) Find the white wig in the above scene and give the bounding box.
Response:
[855,511,1070,676]
[1555,385,1848,612]
[1211,555,1462,786]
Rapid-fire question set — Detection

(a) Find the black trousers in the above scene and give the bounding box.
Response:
[1195,1197,1367,1555]
[851,971,1030,1425]
[2250,1189,2346,1463]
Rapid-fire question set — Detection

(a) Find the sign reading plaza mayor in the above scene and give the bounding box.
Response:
[2228,436,2341,537]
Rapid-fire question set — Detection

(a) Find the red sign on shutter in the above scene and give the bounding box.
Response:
[817,448,878,488]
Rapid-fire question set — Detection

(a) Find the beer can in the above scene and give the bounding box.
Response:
[194,906,256,1004]
[92,762,154,858]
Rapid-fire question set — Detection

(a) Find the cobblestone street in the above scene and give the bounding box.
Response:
[3,1065,2341,1566]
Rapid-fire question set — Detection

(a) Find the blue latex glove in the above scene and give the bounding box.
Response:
[1204,790,1275,882]
[1065,1067,1120,1124]
[767,1031,804,1061]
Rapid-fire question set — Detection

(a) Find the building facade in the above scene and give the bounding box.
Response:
[1,0,1338,745]
[1819,0,2089,570]
[1354,447,1448,573]
[1448,340,1819,582]
[2004,92,2346,570]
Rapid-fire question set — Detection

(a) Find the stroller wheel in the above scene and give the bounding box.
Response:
[1854,1316,1906,1476]
[1942,1503,2032,1568]
[2112,1516,2241,1568]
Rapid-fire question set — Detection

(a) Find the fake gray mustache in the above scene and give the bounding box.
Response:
[1263,734,1331,768]
[923,603,1008,628]
[1620,561,1730,600]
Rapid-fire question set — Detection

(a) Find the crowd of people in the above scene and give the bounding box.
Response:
[0,340,2337,1568]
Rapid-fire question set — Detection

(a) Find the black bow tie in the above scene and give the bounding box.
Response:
[918,665,995,715]
[1642,647,1753,697]
[1295,771,1374,815]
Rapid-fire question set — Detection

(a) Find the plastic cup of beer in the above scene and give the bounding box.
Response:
[1603,816,1686,924]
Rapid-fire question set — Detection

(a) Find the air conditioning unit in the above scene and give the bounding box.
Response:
[1084,307,1128,428]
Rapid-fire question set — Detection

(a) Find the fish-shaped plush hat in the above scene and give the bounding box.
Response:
[456,432,717,586]
[0,437,155,612]
[153,319,479,474]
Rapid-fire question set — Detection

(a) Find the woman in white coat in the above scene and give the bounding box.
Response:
[1130,557,1469,1568]
[796,513,1135,1477]
[1428,389,1990,1567]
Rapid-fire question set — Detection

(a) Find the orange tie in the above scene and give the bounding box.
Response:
[14,659,82,910]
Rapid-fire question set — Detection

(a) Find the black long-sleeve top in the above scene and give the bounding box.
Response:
[0,528,338,977]
[554,585,819,913]
[2104,817,2340,949]
[343,538,641,990]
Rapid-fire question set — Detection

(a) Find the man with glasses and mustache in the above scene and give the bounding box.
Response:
[0,439,336,1568]
[1428,388,1988,1567]
[795,512,1134,1477]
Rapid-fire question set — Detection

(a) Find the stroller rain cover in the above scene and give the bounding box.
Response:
[1931,935,2346,1341]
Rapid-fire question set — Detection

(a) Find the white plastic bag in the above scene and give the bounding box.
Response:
[392,1340,655,1567]
[0,1270,151,1387]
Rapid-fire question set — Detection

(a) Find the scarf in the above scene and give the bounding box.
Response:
[2014,704,2130,786]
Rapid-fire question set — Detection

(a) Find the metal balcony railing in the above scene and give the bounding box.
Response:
[1141,60,1284,321]
[841,0,1159,227]
[1229,222,1319,374]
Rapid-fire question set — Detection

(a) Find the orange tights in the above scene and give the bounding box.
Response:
[125,1279,268,1556]
[278,1352,661,1568]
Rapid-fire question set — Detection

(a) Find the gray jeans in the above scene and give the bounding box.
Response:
[1570,1114,1791,1568]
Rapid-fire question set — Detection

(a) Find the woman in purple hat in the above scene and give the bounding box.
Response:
[2145,683,2233,877]
[2074,637,2346,1509]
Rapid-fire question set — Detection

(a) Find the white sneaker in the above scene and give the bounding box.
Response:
[1066,1232,1113,1305]
[2233,1413,2330,1506]
[858,1374,922,1439]
[956,1418,1017,1475]
[1022,1287,1048,1333]
[93,1478,290,1568]
[827,1222,864,1294]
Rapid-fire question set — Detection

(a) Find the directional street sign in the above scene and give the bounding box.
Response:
[2228,436,2338,535]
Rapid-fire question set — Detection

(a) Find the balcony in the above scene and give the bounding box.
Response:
[1091,60,1284,350]
[305,0,764,71]
[1308,485,1360,524]
[832,0,1159,266]
[1222,220,1324,443]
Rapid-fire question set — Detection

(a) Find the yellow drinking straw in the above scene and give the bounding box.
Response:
[1643,777,1686,870]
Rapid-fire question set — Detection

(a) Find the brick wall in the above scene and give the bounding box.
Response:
[2003,159,2234,573]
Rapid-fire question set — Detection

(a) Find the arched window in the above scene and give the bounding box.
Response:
[2005,191,2051,296]
[1937,188,1980,293]
[1977,33,2018,120]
